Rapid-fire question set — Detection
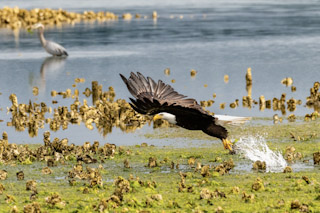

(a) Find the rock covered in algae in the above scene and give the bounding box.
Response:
[200,188,214,200]
[242,191,254,203]
[190,69,197,77]
[6,82,150,139]
[123,159,130,168]
[252,160,266,171]
[24,202,41,213]
[231,186,240,194]
[252,177,264,191]
[313,151,320,165]
[83,187,89,194]
[11,206,18,213]
[0,7,118,30]
[216,206,224,213]
[5,195,16,203]
[0,183,5,194]
[219,103,225,109]
[32,87,39,96]
[188,157,195,167]
[200,165,210,177]
[214,158,234,175]
[302,176,311,184]
[284,146,302,162]
[42,167,53,175]
[281,77,293,86]
[151,194,163,201]
[45,193,65,207]
[287,114,296,122]
[113,176,131,201]
[147,157,158,168]
[291,199,301,209]
[164,68,170,75]
[224,74,229,83]
[0,170,8,180]
[16,171,24,180]
[283,166,293,173]
[26,180,37,191]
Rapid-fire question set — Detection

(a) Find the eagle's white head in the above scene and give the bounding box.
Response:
[153,112,177,124]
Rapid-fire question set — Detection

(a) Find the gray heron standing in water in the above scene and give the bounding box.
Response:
[33,23,68,57]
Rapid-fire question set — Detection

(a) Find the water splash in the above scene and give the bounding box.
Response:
[235,136,287,173]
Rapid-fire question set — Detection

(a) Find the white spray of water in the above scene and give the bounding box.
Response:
[235,136,287,173]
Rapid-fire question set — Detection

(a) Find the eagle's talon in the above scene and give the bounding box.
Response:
[222,138,233,151]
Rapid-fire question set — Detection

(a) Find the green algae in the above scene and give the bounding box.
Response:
[1,121,320,212]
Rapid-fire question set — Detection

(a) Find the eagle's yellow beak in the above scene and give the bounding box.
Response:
[222,138,233,151]
[153,114,163,121]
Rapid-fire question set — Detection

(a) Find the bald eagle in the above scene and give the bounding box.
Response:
[120,72,250,151]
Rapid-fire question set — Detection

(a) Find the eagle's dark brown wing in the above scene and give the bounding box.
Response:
[120,72,213,119]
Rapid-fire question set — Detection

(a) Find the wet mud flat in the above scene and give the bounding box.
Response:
[1,120,320,212]
[0,77,320,212]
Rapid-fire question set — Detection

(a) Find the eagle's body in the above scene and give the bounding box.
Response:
[120,72,250,150]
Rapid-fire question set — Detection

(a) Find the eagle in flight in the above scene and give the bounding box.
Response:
[120,72,250,151]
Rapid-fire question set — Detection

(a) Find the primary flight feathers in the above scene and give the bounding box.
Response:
[120,72,211,117]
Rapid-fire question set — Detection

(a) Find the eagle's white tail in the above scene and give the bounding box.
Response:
[215,114,251,125]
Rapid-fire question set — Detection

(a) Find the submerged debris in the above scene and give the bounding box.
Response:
[147,157,158,168]
[281,77,293,86]
[164,68,170,76]
[306,82,320,112]
[224,75,229,83]
[32,87,39,96]
[287,114,296,122]
[283,166,292,173]
[190,69,197,77]
[16,171,24,180]
[252,160,266,171]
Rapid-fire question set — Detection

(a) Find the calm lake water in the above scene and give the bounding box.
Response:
[1,0,320,145]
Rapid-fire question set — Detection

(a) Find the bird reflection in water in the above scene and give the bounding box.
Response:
[29,56,67,95]
[40,56,66,93]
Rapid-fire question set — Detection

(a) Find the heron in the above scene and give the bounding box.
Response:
[32,23,68,57]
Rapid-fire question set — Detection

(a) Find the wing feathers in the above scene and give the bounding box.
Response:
[120,72,211,117]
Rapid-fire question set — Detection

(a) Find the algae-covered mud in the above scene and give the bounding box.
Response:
[0,74,320,212]
[1,86,320,212]
[1,125,320,212]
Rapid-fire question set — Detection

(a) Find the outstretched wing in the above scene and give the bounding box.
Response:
[120,72,213,119]
[45,41,68,56]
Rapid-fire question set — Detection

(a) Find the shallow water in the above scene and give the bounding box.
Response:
[235,136,287,172]
[1,0,320,144]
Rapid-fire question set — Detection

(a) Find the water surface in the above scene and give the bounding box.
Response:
[1,0,320,144]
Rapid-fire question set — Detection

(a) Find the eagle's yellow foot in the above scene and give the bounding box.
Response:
[222,138,233,151]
